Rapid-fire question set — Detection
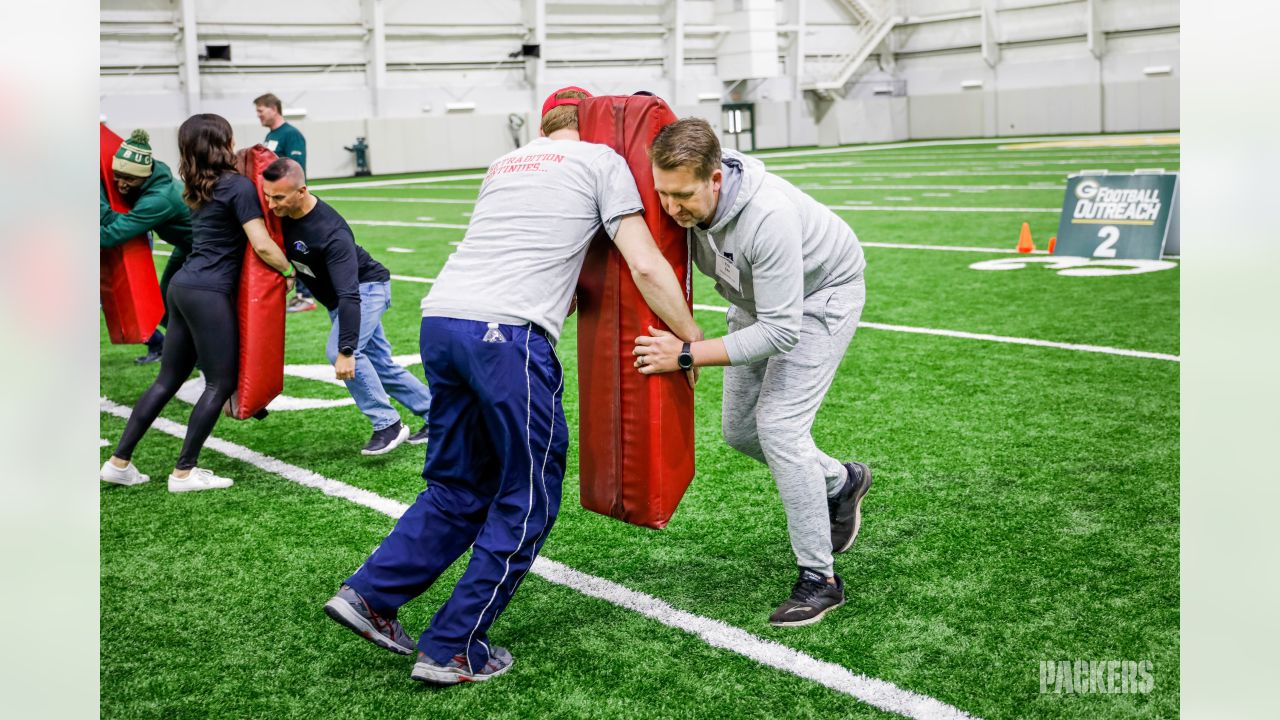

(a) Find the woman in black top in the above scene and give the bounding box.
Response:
[101,114,293,492]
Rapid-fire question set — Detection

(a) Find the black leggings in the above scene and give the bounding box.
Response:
[114,284,239,471]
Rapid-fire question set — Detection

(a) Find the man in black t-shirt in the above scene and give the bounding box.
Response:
[262,158,432,456]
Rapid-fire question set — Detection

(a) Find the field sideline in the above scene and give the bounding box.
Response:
[101,134,1180,719]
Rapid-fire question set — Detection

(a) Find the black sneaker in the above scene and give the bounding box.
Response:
[829,461,873,553]
[407,424,429,445]
[362,421,409,456]
[768,569,845,627]
[134,350,163,365]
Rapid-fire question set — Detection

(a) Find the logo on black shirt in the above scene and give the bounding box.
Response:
[293,240,309,254]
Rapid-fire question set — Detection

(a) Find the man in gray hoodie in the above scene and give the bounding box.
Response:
[633,117,872,627]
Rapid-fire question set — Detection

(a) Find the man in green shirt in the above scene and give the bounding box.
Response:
[100,129,194,364]
[255,92,315,312]
[255,92,307,172]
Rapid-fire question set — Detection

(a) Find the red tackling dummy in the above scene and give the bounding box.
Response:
[224,145,287,420]
[576,94,695,529]
[100,123,165,344]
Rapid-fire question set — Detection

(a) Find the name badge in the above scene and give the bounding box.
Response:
[715,252,741,293]
[291,260,316,278]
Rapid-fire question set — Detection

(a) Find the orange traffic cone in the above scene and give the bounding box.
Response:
[1047,236,1057,254]
[1016,222,1035,253]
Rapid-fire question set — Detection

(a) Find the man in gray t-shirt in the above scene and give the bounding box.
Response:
[422,124,653,341]
[326,87,701,686]
[633,117,872,629]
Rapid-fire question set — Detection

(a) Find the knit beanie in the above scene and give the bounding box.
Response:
[112,129,154,177]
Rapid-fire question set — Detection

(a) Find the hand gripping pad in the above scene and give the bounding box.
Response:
[223,145,287,419]
[100,123,165,344]
[575,94,695,529]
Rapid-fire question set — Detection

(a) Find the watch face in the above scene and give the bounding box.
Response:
[678,353,693,370]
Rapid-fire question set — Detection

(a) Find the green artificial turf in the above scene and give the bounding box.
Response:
[101,135,1180,719]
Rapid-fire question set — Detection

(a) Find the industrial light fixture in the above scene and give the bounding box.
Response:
[283,108,308,119]
[1143,65,1173,76]
[872,85,894,95]
[445,101,477,112]
[697,92,721,102]
[960,79,983,89]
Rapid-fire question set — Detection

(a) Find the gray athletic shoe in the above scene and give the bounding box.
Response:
[829,461,873,553]
[768,569,846,627]
[411,646,514,686]
[323,585,415,655]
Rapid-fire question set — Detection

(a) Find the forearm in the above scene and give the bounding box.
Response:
[335,297,361,351]
[689,337,731,367]
[100,209,158,248]
[252,242,290,273]
[243,219,291,274]
[631,264,701,342]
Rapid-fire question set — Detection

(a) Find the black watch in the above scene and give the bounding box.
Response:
[339,346,355,358]
[677,342,694,371]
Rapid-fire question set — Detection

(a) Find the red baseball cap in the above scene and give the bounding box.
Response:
[541,86,593,117]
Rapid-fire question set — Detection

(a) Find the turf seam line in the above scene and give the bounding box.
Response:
[99,397,978,720]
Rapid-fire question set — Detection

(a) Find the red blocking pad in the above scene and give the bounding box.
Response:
[575,94,695,529]
[224,145,287,420]
[100,123,165,344]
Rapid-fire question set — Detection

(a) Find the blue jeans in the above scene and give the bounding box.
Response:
[325,281,432,431]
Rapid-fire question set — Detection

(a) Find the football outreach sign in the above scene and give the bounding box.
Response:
[1053,172,1180,260]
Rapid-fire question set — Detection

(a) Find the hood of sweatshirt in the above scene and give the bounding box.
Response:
[698,148,767,237]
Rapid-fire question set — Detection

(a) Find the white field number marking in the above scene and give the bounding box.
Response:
[969,256,1177,277]
[1095,226,1120,258]
[174,355,423,413]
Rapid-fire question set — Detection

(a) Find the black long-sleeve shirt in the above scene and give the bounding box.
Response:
[280,198,390,351]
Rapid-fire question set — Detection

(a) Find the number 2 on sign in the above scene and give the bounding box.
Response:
[1095,226,1120,258]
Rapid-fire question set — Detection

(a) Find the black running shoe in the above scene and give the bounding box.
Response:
[362,421,409,456]
[768,568,845,627]
[134,350,163,365]
[829,461,873,553]
[407,423,429,445]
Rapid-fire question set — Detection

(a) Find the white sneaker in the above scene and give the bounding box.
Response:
[101,460,149,486]
[168,467,234,493]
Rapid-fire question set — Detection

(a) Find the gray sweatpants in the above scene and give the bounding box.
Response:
[722,278,865,576]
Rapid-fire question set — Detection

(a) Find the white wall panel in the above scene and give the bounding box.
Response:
[100,0,1179,174]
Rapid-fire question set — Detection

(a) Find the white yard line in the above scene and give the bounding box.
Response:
[152,248,1177,362]
[309,172,486,190]
[779,170,1100,177]
[828,205,1060,213]
[98,398,978,720]
[300,197,1063,214]
[323,196,476,204]
[797,184,1063,192]
[684,303,1177,361]
[767,158,1177,171]
[861,242,1048,254]
[751,134,1179,160]
[347,219,469,230]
